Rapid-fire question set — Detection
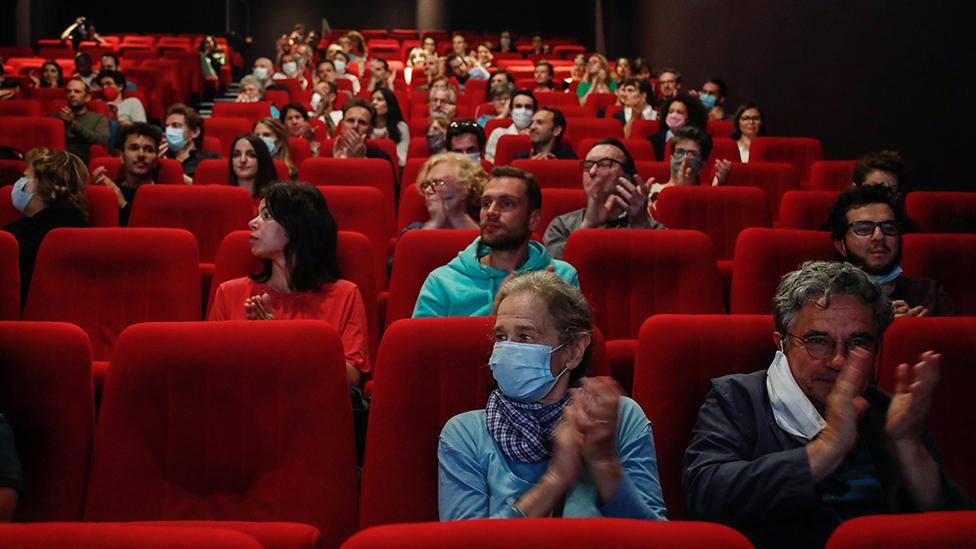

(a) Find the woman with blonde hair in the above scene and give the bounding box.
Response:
[576,53,617,105]
[3,148,88,307]
[407,152,487,232]
[253,117,296,179]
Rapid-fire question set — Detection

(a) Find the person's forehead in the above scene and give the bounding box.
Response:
[496,292,552,332]
[659,72,676,81]
[793,295,876,334]
[703,81,720,92]
[428,161,460,179]
[863,170,898,184]
[451,133,478,147]
[533,110,552,123]
[513,95,533,107]
[125,134,155,147]
[165,113,186,125]
[234,139,254,152]
[669,101,687,111]
[345,107,370,121]
[66,81,85,92]
[846,202,895,222]
[586,144,623,161]
[673,138,701,151]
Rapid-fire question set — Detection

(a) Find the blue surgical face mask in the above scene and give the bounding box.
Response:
[165,126,188,152]
[670,149,703,178]
[11,176,33,212]
[699,93,717,110]
[489,340,567,403]
[260,136,278,155]
[464,151,482,164]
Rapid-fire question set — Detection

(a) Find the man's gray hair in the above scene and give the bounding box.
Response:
[239,74,265,94]
[773,260,894,340]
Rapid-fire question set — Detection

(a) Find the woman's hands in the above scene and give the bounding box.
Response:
[244,293,276,320]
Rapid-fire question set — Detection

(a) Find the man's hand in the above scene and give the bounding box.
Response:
[92,165,126,207]
[607,174,650,225]
[530,151,556,160]
[673,154,696,186]
[333,128,366,158]
[887,351,940,443]
[158,140,169,158]
[244,293,276,320]
[892,299,928,318]
[807,359,870,481]
[58,106,75,126]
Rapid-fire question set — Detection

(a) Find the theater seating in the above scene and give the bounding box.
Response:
[0,232,18,320]
[901,233,976,315]
[629,119,660,140]
[778,190,840,230]
[192,157,290,184]
[730,228,836,314]
[0,523,266,549]
[84,320,356,549]
[511,159,581,189]
[808,160,856,191]
[636,161,672,182]
[344,518,753,549]
[563,119,624,154]
[298,158,396,238]
[385,229,479,326]
[202,117,252,156]
[494,134,532,166]
[211,101,272,125]
[723,162,800,223]
[578,137,656,161]
[84,185,122,227]
[904,191,976,233]
[0,321,94,520]
[537,188,587,242]
[0,116,66,151]
[396,183,431,233]
[316,186,391,290]
[825,511,976,549]
[631,314,774,519]
[0,99,43,117]
[749,137,823,183]
[287,137,312,170]
[88,157,185,185]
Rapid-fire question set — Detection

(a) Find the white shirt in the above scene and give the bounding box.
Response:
[738,141,750,163]
[485,124,519,162]
[623,105,657,122]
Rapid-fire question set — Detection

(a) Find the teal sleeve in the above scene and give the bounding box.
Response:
[412,272,447,318]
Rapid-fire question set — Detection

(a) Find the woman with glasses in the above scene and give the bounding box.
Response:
[406,152,486,233]
[730,103,766,162]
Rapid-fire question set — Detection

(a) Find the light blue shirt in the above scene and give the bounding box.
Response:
[438,396,667,520]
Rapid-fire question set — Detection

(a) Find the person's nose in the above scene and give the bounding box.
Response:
[248,217,259,230]
[870,225,885,241]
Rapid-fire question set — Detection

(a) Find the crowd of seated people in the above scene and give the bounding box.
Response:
[1,22,974,548]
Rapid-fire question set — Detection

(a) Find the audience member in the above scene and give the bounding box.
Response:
[513,107,577,160]
[72,52,98,90]
[614,57,633,82]
[425,114,451,156]
[545,138,664,260]
[251,57,276,89]
[92,122,160,226]
[495,30,515,53]
[528,32,550,55]
[0,412,22,521]
[695,78,728,120]
[405,48,428,85]
[96,70,146,126]
[446,119,486,162]
[486,90,536,162]
[253,117,295,179]
[683,260,969,548]
[613,78,657,138]
[649,92,708,160]
[60,16,105,49]
[564,54,586,90]
[533,61,555,92]
[851,150,904,194]
[422,36,438,56]
[310,80,341,135]
[28,60,63,89]
[272,53,309,91]
[98,53,120,73]
[332,98,395,170]
[647,127,731,211]
[370,88,409,167]
[414,166,578,317]
[450,33,470,59]
[229,134,277,203]
[198,36,226,81]
[327,49,361,94]
[403,152,486,234]
[444,52,490,92]
[3,147,88,308]
[828,185,955,316]
[576,54,617,105]
[52,78,109,164]
[477,82,514,128]
[427,80,458,119]
[485,70,515,102]
[367,58,393,92]
[162,103,218,181]
[280,101,321,157]
[0,65,18,100]
[476,43,494,69]
[656,67,681,100]
[209,181,370,388]
[731,103,765,162]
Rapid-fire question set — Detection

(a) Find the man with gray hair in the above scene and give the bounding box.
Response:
[683,261,968,548]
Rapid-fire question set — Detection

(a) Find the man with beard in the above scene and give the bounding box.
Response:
[412,166,579,318]
[53,78,109,164]
[828,185,955,316]
[91,122,160,226]
[512,107,577,160]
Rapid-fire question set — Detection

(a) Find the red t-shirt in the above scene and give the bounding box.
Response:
[209,276,370,372]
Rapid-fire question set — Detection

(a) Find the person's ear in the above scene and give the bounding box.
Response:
[772,331,784,352]
[528,208,542,232]
[190,126,201,140]
[833,238,847,258]
[563,333,592,371]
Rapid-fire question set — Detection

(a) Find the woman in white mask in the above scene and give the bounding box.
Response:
[3,148,88,310]
[437,271,667,521]
[485,90,536,162]
[252,118,296,179]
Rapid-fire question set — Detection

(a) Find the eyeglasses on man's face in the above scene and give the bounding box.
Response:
[581,158,624,172]
[848,220,899,237]
[783,331,876,360]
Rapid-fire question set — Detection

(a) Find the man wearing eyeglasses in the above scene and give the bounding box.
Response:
[683,261,968,548]
[827,185,955,317]
[543,138,665,260]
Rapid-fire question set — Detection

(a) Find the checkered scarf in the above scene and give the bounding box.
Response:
[485,389,571,463]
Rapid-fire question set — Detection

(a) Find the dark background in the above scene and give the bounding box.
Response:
[5,0,970,190]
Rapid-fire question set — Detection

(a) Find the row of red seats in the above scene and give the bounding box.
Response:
[1,316,972,546]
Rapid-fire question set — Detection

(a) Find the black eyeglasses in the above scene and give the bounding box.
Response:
[783,331,876,360]
[580,158,624,171]
[848,220,899,237]
[449,120,479,130]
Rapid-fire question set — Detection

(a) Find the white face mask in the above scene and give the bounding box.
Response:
[310,92,322,109]
[511,107,533,129]
[253,67,269,80]
[333,59,347,74]
[282,61,298,75]
[766,348,826,440]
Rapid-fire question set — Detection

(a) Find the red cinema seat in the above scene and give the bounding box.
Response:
[0,232,17,319]
[808,160,856,192]
[629,119,659,140]
[723,162,800,223]
[287,137,312,170]
[778,190,839,230]
[211,101,272,125]
[631,314,774,519]
[84,321,356,549]
[202,135,223,155]
[494,134,532,166]
[511,159,581,189]
[264,89,290,111]
[0,99,43,117]
[23,228,200,380]
[750,137,823,183]
[584,92,617,111]
[385,229,479,327]
[24,87,66,114]
[654,186,770,273]
[706,119,733,139]
[877,318,976,497]
[0,523,268,549]
[729,228,836,314]
[345,518,752,549]
[0,159,26,187]
[901,233,976,315]
[636,161,673,183]
[0,116,65,152]
[534,91,580,108]
[298,158,396,238]
[407,136,429,159]
[905,191,976,233]
[485,117,512,141]
[564,118,623,154]
[84,185,121,227]
[208,230,379,358]
[578,137,655,161]
[192,157,289,184]
[558,105,599,118]
[360,317,610,528]
[316,185,390,290]
[826,512,976,549]
[87,157,185,185]
[537,188,587,243]
[396,184,429,233]
[0,321,93,520]
[202,117,252,156]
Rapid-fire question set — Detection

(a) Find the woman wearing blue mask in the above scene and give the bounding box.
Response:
[438,271,667,521]
[3,148,88,311]
[253,118,296,180]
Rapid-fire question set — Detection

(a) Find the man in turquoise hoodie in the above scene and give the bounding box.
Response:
[413,166,579,318]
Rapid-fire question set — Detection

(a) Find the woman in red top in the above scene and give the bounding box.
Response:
[209,181,370,387]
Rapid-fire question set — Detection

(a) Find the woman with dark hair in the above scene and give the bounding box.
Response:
[437,271,666,520]
[370,88,409,167]
[280,101,321,157]
[209,181,370,385]
[29,60,64,88]
[495,30,515,53]
[229,134,277,205]
[648,92,708,161]
[730,103,766,162]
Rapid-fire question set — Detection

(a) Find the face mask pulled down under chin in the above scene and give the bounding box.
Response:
[489,341,567,403]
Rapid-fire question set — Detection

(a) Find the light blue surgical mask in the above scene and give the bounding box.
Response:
[699,93,717,110]
[489,340,567,403]
[260,136,278,155]
[11,176,33,213]
[871,264,903,285]
[464,151,482,164]
[670,149,703,177]
[165,126,188,152]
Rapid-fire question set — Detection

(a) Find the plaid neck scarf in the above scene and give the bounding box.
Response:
[485,389,571,463]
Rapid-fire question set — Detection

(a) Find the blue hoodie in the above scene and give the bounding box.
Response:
[412,237,579,318]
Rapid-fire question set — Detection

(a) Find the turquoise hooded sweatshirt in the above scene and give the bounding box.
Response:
[412,237,579,318]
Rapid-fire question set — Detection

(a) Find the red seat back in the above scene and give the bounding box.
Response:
[584,92,617,110]
[905,191,976,233]
[287,137,312,170]
[750,137,823,182]
[202,117,252,156]
[654,186,771,260]
[724,162,800,222]
[298,158,396,238]
[808,160,856,192]
[211,101,272,125]
[192,157,289,184]
[0,116,65,152]
[563,118,623,154]
[0,159,26,187]
[494,134,532,166]
[316,186,390,290]
[23,228,201,360]
[396,183,429,233]
[534,91,580,108]
[825,511,976,549]
[706,119,733,138]
[778,190,840,230]
[84,320,358,549]
[406,136,429,159]
[511,159,581,189]
[0,99,43,117]
[537,188,587,242]
[0,321,93,520]
[629,119,659,140]
[88,157,185,185]
[565,229,725,340]
[901,233,976,315]
[632,314,774,519]
[578,137,655,161]
[636,160,672,182]
[85,185,121,227]
[484,117,512,141]
[729,228,836,314]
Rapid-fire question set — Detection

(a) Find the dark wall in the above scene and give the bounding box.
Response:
[27,0,224,40]
[625,0,968,191]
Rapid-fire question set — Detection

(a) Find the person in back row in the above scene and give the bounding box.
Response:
[52,78,109,165]
[162,103,219,181]
[92,122,160,226]
[513,107,577,160]
[486,91,536,162]
[413,166,578,318]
